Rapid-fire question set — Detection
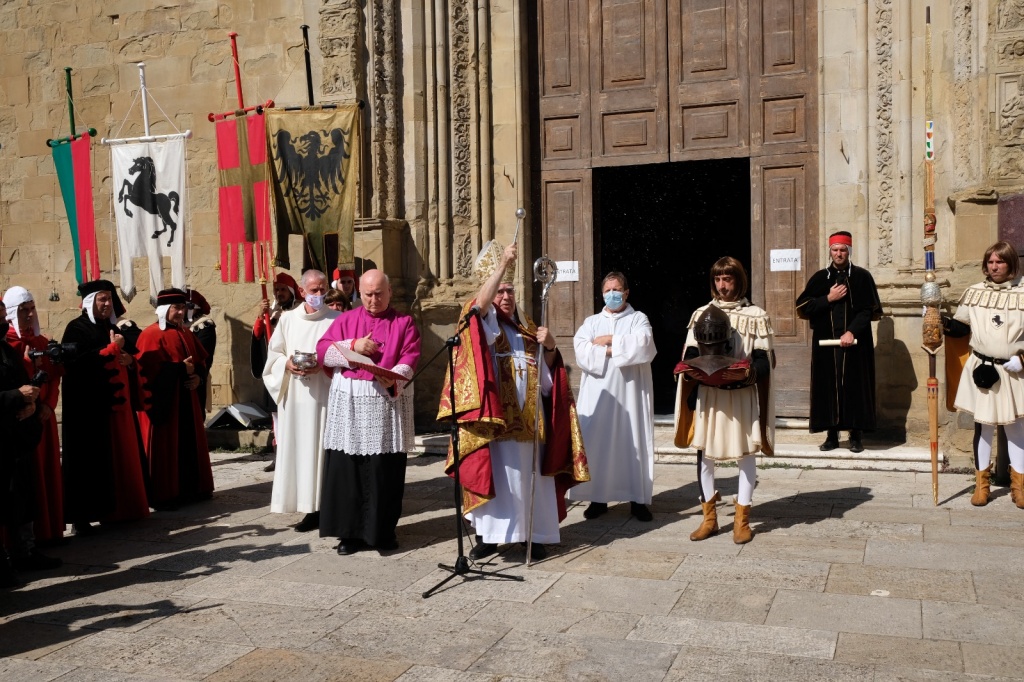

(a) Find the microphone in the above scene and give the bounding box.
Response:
[462,305,481,323]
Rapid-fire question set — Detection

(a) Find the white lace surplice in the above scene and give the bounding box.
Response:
[322,342,415,455]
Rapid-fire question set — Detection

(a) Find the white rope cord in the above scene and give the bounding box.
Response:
[110,88,142,139]
[269,42,305,104]
[146,92,184,136]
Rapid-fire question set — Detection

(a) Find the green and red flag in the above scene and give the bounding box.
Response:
[51,134,100,284]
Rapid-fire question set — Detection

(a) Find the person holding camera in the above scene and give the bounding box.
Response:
[945,242,1024,508]
[1,298,61,587]
[61,280,150,535]
[796,231,882,453]
[3,287,65,543]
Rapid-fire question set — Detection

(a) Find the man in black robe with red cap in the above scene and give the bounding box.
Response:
[61,280,150,535]
[796,231,882,453]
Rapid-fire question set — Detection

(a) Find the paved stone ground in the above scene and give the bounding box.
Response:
[3,451,1024,681]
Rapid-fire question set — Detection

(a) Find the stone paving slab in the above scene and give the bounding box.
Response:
[923,601,1024,647]
[865,539,1024,572]
[308,611,509,670]
[558,545,685,579]
[668,581,777,625]
[39,629,253,679]
[675,554,830,591]
[263,551,441,592]
[961,642,1024,678]
[662,646,877,681]
[737,534,866,564]
[140,599,357,650]
[824,563,976,602]
[395,666,531,682]
[532,572,686,615]
[174,574,361,609]
[832,632,964,673]
[629,614,838,659]
[205,647,410,682]
[765,590,923,638]
[468,628,679,681]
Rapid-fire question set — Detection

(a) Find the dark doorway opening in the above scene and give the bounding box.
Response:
[594,158,752,414]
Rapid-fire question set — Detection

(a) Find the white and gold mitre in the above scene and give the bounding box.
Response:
[473,239,514,284]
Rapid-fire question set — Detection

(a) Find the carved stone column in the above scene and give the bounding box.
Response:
[872,0,896,266]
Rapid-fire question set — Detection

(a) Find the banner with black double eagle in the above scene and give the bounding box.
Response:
[265,106,361,272]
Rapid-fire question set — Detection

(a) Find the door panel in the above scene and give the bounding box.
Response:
[751,152,817,416]
[590,0,669,165]
[749,0,816,155]
[539,0,592,170]
[668,0,748,160]
[541,170,594,388]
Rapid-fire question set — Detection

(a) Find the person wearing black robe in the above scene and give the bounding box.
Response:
[795,231,882,452]
[61,280,150,534]
[1,300,60,586]
[186,288,216,414]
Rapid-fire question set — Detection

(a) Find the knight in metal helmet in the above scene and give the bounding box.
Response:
[673,257,776,546]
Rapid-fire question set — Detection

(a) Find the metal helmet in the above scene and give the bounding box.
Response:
[694,305,732,356]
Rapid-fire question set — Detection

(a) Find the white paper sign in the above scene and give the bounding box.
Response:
[555,260,580,282]
[770,249,801,272]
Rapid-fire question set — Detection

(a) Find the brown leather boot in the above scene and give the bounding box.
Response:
[733,503,753,544]
[1010,468,1024,509]
[971,466,992,507]
[689,492,720,541]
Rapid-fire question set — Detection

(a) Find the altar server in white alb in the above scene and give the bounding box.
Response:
[263,269,339,531]
[569,271,657,522]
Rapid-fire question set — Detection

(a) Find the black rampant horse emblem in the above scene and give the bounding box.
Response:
[118,156,180,247]
[273,128,351,221]
[993,314,1005,328]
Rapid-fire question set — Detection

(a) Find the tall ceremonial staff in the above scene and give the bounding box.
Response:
[526,254,557,567]
[920,6,943,505]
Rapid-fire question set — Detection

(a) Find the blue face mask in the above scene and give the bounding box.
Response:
[603,290,624,310]
[305,294,325,311]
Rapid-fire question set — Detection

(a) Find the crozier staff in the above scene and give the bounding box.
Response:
[437,241,589,562]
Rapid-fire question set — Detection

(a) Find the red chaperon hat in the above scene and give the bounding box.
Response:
[828,232,853,247]
[274,272,298,294]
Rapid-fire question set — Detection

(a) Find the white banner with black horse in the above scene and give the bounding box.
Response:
[110,137,187,302]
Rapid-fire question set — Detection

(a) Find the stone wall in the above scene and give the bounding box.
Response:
[6,0,1024,448]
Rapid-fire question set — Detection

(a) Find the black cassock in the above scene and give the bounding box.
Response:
[796,263,882,433]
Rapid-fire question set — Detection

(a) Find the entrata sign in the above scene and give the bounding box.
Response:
[770,249,801,272]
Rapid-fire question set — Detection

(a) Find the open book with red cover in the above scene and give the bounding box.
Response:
[336,345,410,383]
[673,356,750,387]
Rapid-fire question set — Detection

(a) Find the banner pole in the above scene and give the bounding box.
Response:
[138,63,151,137]
[229,32,245,109]
[301,25,315,106]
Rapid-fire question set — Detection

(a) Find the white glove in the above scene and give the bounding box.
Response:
[1004,356,1023,373]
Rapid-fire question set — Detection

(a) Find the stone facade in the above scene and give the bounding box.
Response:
[1,0,1022,450]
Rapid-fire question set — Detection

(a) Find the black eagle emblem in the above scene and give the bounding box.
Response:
[273,128,351,221]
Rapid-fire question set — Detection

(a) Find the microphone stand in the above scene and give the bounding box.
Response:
[419,311,524,598]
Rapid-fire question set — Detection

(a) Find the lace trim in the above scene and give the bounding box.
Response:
[322,381,415,454]
[323,340,352,368]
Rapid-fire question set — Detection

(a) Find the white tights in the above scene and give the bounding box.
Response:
[699,454,757,506]
[975,422,1024,473]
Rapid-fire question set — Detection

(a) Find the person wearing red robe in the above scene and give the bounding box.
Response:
[3,287,65,542]
[61,280,150,535]
[136,288,214,508]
